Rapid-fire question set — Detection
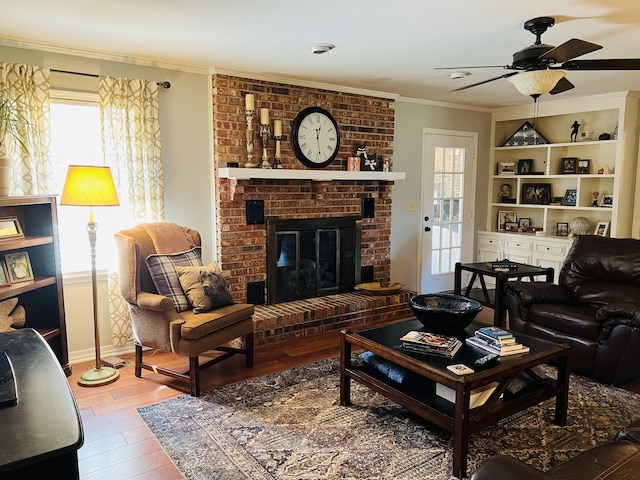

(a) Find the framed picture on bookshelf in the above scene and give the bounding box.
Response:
[505,222,519,232]
[517,159,533,175]
[594,221,610,237]
[577,159,591,174]
[0,217,24,241]
[518,217,531,229]
[498,162,516,175]
[601,194,614,207]
[521,183,551,204]
[0,262,10,287]
[561,157,577,174]
[556,222,569,236]
[497,210,516,231]
[561,189,577,206]
[5,251,34,284]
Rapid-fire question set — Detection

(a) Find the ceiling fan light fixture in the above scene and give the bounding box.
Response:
[508,70,566,96]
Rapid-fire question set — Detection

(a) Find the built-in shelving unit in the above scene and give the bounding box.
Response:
[0,196,69,375]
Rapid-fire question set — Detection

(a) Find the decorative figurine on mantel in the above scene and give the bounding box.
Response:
[356,144,377,171]
[570,120,580,142]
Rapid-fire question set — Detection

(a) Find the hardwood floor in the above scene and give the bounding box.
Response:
[68,308,639,479]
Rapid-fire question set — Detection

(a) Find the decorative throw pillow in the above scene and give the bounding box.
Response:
[175,262,224,313]
[145,247,202,312]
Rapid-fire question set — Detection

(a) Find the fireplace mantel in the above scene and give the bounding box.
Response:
[218,167,405,182]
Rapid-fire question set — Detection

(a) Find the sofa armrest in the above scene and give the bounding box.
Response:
[506,282,573,307]
[596,302,640,343]
[136,291,178,312]
[471,455,550,480]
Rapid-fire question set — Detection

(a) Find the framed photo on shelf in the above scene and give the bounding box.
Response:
[561,189,577,206]
[594,221,610,237]
[601,194,614,207]
[505,222,519,232]
[498,162,516,175]
[0,216,24,241]
[0,262,10,287]
[517,159,533,175]
[561,157,577,174]
[556,222,569,236]
[518,217,531,229]
[5,251,34,284]
[497,210,516,231]
[521,183,551,204]
[577,159,591,174]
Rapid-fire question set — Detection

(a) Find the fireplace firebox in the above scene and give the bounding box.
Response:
[266,216,362,304]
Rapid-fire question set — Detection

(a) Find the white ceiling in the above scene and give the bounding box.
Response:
[3,0,640,109]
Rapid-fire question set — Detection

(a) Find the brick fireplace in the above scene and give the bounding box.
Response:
[212,74,413,344]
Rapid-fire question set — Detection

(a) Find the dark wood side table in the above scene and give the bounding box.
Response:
[0,329,83,478]
[454,261,554,327]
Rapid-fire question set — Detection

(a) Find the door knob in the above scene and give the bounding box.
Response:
[424,216,430,222]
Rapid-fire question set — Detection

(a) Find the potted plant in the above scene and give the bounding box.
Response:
[0,90,30,195]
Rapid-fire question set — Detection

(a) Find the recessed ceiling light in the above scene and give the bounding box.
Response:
[311,43,335,55]
[450,71,470,79]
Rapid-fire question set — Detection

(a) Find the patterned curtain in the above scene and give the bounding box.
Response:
[0,63,52,194]
[99,75,165,346]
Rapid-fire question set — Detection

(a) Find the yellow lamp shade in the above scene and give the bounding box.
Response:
[60,165,120,207]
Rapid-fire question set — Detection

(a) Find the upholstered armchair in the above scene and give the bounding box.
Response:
[114,223,254,396]
[505,235,640,386]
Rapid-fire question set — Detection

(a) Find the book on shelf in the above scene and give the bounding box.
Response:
[400,339,463,358]
[477,326,514,340]
[465,336,530,356]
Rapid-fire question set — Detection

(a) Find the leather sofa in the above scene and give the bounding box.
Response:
[471,419,640,479]
[504,235,640,386]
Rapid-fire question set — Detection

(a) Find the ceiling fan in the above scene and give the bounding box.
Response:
[439,16,640,98]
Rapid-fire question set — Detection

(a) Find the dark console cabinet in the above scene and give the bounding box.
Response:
[0,196,69,375]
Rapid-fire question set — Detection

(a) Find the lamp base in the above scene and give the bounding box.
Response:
[77,365,120,387]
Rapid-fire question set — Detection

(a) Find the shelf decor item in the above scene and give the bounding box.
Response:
[521,183,551,204]
[501,121,549,146]
[569,216,592,237]
[577,159,591,174]
[556,222,569,236]
[561,189,577,206]
[61,165,121,387]
[601,194,614,207]
[498,162,516,175]
[561,157,577,174]
[0,216,24,241]
[594,221,610,237]
[497,210,516,231]
[4,251,34,283]
[517,159,533,174]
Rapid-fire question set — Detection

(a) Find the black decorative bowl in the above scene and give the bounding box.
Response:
[409,294,483,334]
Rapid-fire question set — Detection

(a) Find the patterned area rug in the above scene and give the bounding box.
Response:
[138,357,639,479]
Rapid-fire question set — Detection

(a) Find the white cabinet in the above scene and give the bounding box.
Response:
[488,93,640,239]
[477,231,573,283]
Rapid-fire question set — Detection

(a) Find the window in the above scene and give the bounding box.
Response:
[50,91,130,273]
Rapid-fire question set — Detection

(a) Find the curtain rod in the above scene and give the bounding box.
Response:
[50,68,171,89]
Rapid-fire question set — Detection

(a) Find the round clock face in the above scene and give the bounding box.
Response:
[290,107,340,168]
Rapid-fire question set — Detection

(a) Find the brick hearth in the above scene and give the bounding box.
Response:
[252,290,415,346]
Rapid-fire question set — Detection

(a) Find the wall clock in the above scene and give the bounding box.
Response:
[290,106,340,168]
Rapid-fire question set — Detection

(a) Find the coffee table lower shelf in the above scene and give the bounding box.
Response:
[340,326,570,479]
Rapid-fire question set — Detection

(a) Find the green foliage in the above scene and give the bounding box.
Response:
[0,91,30,155]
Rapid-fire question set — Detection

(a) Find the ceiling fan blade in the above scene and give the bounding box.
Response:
[560,59,640,70]
[435,65,509,70]
[549,77,575,95]
[451,71,519,92]
[539,38,602,64]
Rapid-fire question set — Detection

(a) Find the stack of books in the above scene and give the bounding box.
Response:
[399,331,462,358]
[465,326,530,356]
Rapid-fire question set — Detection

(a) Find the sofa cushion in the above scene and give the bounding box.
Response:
[529,303,600,339]
[145,247,202,312]
[175,262,232,314]
[574,281,640,307]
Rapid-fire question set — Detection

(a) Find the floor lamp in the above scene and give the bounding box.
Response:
[61,165,121,387]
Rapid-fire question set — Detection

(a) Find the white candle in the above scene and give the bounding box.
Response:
[260,108,269,125]
[274,120,282,137]
[245,94,254,111]
[276,139,281,157]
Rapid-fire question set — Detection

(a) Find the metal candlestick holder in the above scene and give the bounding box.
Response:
[259,124,272,169]
[272,134,283,169]
[245,109,257,168]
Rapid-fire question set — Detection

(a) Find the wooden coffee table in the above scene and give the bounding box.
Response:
[340,319,570,479]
